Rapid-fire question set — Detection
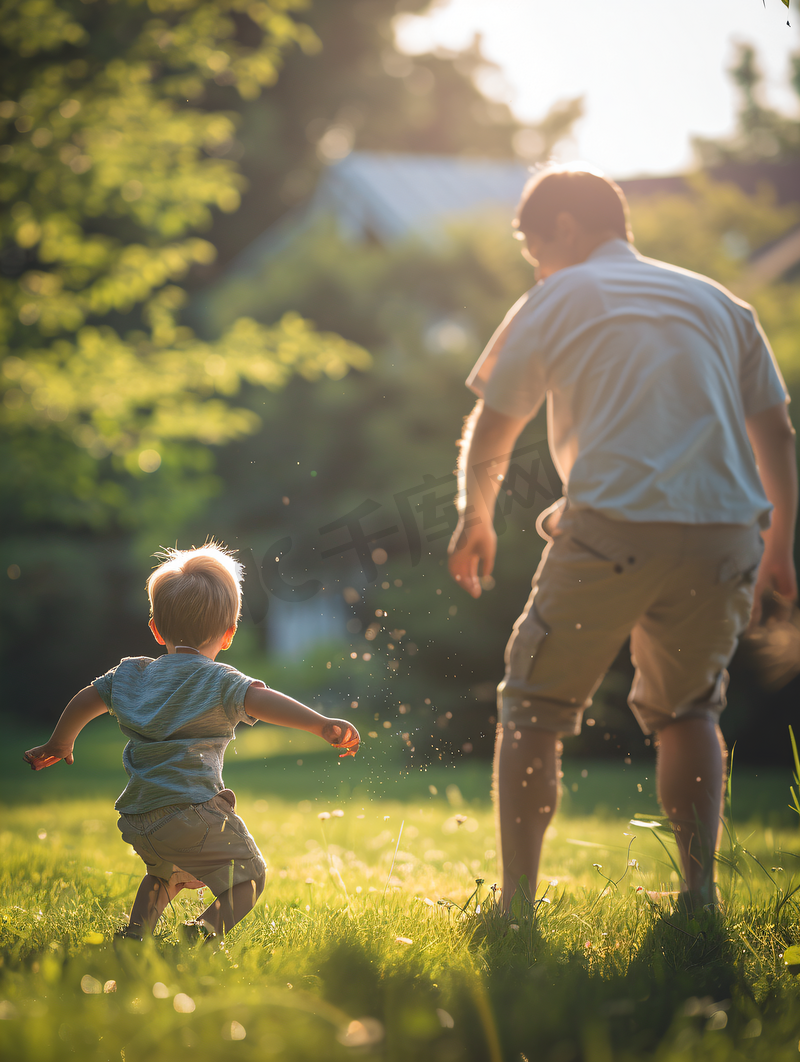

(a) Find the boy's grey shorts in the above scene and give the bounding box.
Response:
[499,506,763,737]
[118,789,266,896]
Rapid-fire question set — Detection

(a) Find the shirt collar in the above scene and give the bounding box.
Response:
[587,238,637,262]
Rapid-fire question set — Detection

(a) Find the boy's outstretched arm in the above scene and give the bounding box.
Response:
[244,685,360,756]
[24,686,109,769]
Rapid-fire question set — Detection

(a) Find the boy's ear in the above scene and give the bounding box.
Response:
[220,626,236,651]
[149,618,166,645]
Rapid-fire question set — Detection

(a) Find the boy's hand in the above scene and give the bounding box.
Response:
[23,742,74,770]
[321,720,360,757]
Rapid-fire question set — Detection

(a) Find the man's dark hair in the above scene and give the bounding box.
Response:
[514,166,631,242]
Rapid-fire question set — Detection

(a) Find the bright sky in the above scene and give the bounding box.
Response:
[394,0,799,177]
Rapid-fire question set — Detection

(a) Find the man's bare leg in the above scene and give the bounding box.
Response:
[494,722,560,913]
[655,717,726,907]
[197,873,266,935]
[128,874,185,935]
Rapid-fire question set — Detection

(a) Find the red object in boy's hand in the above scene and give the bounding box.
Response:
[333,736,359,758]
[327,722,360,757]
[25,754,60,771]
[23,747,70,770]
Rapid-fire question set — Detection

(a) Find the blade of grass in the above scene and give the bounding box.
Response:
[789,726,800,816]
[381,819,404,903]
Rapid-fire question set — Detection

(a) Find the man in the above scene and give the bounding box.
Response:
[448,165,797,913]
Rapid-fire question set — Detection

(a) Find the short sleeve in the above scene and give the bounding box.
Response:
[92,656,153,716]
[467,290,547,420]
[92,666,118,714]
[740,307,788,417]
[219,666,265,727]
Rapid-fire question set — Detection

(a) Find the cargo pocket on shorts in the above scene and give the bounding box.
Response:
[505,605,550,687]
[717,536,764,587]
[565,532,641,575]
[148,806,209,853]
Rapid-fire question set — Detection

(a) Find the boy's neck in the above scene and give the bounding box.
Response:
[166,642,221,661]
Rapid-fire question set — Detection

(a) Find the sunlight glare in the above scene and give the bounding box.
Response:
[394,0,799,177]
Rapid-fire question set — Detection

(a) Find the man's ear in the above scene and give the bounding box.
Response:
[220,626,236,651]
[149,618,166,645]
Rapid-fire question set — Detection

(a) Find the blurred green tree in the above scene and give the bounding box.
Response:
[693,41,800,165]
[0,0,370,538]
[0,0,581,716]
[195,0,583,275]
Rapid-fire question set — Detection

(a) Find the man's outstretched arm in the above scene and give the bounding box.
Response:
[746,401,798,624]
[447,400,530,598]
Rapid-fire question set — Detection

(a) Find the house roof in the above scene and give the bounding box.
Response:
[313,152,531,242]
[312,153,800,244]
[218,152,800,282]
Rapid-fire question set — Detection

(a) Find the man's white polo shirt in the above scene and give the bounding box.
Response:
[467,238,788,527]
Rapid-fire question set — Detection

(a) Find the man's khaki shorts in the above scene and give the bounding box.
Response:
[118,789,266,896]
[499,506,763,736]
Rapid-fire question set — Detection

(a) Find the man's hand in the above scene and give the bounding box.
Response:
[321,719,360,757]
[749,547,798,628]
[448,399,529,600]
[23,741,75,770]
[745,403,798,629]
[448,518,497,599]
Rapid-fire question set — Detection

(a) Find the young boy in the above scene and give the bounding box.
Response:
[23,542,360,941]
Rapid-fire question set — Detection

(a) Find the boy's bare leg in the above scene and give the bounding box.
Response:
[128,874,185,934]
[197,873,266,935]
[655,717,726,906]
[494,723,560,913]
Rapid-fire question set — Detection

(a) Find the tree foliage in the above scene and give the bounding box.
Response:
[194,0,583,273]
[0,0,369,533]
[693,41,800,165]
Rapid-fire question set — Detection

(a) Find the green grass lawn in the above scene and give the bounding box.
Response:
[2,719,800,1061]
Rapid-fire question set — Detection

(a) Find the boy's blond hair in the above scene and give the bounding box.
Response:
[147,541,243,649]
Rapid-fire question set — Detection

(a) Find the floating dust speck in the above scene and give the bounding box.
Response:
[173,994,195,1014]
[337,1019,384,1048]
[222,1022,247,1041]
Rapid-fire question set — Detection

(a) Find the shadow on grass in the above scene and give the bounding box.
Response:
[483,915,744,1061]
